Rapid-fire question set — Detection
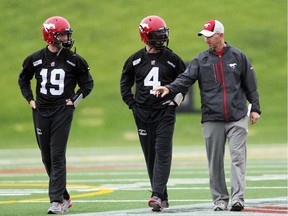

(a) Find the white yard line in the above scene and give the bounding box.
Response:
[67,197,288,216]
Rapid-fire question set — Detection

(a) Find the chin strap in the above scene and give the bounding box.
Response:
[56,46,63,56]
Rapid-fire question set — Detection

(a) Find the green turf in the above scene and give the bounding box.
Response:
[0,145,287,215]
[0,0,286,149]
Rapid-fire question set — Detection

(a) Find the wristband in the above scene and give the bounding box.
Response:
[172,93,184,106]
[72,93,83,107]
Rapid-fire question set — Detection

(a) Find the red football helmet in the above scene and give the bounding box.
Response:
[42,16,74,49]
[139,15,169,49]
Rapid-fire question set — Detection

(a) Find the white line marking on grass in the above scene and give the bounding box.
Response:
[67,197,288,216]
[17,199,212,203]
[0,186,285,197]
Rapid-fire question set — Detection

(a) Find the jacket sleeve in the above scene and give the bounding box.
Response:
[241,55,261,114]
[120,57,136,109]
[166,58,198,95]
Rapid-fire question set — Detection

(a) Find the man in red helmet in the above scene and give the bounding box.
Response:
[120,15,186,212]
[18,16,94,214]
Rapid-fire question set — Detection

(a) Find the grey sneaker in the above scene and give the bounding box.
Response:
[148,196,162,212]
[47,202,63,214]
[231,201,244,211]
[161,200,169,209]
[213,201,228,211]
[62,199,72,212]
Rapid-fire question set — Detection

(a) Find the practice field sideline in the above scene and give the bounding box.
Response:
[0,144,287,215]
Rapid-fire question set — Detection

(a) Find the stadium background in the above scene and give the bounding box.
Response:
[0,0,286,149]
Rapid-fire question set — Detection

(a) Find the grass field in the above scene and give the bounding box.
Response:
[0,144,287,215]
[0,0,286,149]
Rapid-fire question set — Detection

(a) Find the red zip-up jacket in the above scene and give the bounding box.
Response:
[166,44,261,123]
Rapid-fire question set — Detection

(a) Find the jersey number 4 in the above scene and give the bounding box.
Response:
[144,67,161,94]
[40,68,65,95]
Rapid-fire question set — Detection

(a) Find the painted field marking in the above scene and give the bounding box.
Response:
[0,183,113,204]
[66,197,288,216]
[0,144,286,215]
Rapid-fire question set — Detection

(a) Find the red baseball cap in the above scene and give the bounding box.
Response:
[198,20,224,37]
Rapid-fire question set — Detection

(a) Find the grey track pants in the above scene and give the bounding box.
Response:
[202,116,248,205]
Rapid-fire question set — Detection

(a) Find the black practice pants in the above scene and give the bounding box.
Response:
[133,106,176,200]
[32,105,74,202]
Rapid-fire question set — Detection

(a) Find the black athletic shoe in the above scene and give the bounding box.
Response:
[230,202,244,211]
[148,195,162,212]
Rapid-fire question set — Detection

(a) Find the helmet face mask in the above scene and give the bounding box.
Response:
[147,28,169,49]
[53,29,74,48]
[139,15,169,50]
[42,16,74,49]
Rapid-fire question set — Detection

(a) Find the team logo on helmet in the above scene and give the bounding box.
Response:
[43,23,56,32]
[139,23,149,32]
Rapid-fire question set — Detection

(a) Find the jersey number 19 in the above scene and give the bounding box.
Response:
[40,68,65,95]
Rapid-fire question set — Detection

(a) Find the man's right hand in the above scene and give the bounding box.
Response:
[29,100,36,109]
[152,86,170,97]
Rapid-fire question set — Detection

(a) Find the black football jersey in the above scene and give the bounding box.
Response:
[120,47,186,109]
[18,47,94,108]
